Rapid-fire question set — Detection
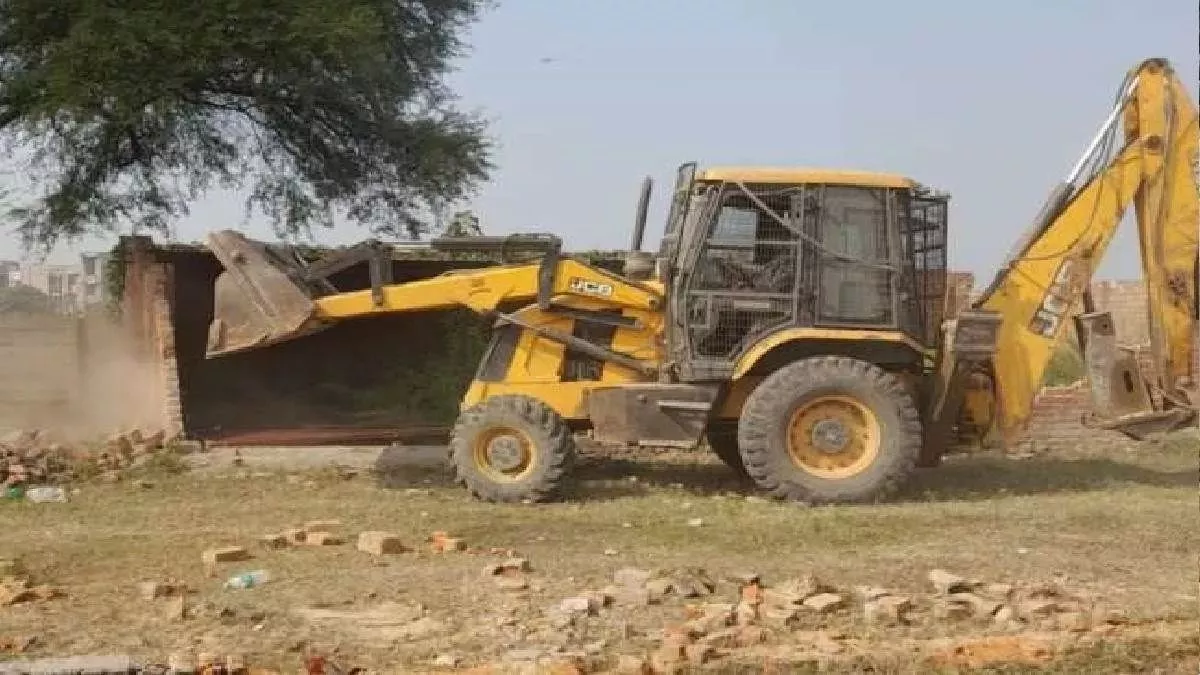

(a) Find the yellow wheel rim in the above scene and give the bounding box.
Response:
[472,427,536,482]
[787,395,880,479]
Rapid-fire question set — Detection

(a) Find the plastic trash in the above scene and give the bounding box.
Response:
[3,485,24,500]
[224,570,270,590]
[25,486,67,503]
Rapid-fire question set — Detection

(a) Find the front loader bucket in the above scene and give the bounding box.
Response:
[205,230,326,358]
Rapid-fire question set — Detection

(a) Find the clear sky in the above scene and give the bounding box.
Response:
[5,0,1197,281]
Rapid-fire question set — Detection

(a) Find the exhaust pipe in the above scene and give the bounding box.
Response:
[625,176,655,280]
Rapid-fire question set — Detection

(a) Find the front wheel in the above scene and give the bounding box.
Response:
[449,395,576,503]
[737,356,921,504]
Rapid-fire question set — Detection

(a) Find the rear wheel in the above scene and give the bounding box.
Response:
[449,395,575,503]
[737,356,921,504]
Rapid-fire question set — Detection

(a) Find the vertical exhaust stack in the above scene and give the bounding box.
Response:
[624,176,655,280]
[205,230,326,358]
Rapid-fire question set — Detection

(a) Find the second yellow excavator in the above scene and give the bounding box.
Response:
[203,57,1198,505]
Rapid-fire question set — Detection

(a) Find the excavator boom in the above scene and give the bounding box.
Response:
[971,58,1199,445]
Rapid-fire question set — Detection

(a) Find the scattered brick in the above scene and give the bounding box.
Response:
[929,569,976,595]
[304,532,344,546]
[260,533,290,550]
[495,577,529,592]
[614,655,650,675]
[201,546,250,565]
[613,567,651,588]
[429,531,467,553]
[646,578,673,603]
[684,643,713,665]
[802,592,845,614]
[864,595,913,626]
[648,640,686,675]
[356,531,407,555]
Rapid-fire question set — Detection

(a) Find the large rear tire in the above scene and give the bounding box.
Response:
[737,356,920,504]
[449,395,575,503]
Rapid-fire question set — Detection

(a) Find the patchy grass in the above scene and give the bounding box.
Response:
[1,437,1197,672]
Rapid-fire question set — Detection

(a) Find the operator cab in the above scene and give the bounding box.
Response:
[654,163,950,381]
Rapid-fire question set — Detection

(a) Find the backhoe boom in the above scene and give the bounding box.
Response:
[969,57,1198,446]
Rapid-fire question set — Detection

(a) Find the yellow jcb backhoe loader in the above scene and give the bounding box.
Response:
[203,57,1198,505]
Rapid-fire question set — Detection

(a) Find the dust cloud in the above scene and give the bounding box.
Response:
[0,312,165,441]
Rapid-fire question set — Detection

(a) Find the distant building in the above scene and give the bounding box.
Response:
[0,251,110,314]
[0,261,18,289]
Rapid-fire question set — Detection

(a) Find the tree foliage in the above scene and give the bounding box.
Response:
[442,209,482,236]
[0,0,494,251]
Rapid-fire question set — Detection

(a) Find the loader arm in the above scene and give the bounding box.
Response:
[971,58,1199,446]
[311,258,660,318]
[204,229,664,367]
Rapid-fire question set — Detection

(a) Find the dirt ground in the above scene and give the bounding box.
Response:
[2,435,1198,674]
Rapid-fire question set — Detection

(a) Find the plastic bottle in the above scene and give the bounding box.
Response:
[25,486,67,503]
[224,570,270,590]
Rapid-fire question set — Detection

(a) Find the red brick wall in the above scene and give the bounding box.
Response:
[119,237,184,438]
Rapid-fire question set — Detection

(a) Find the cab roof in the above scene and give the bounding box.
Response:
[696,166,916,189]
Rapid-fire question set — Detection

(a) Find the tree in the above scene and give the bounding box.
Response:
[443,209,482,236]
[0,0,494,252]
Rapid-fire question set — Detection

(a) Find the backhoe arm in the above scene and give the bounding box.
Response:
[971,58,1198,446]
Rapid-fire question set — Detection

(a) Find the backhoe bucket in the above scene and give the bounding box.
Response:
[205,230,325,358]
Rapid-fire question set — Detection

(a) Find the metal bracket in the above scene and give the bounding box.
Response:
[489,309,656,377]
